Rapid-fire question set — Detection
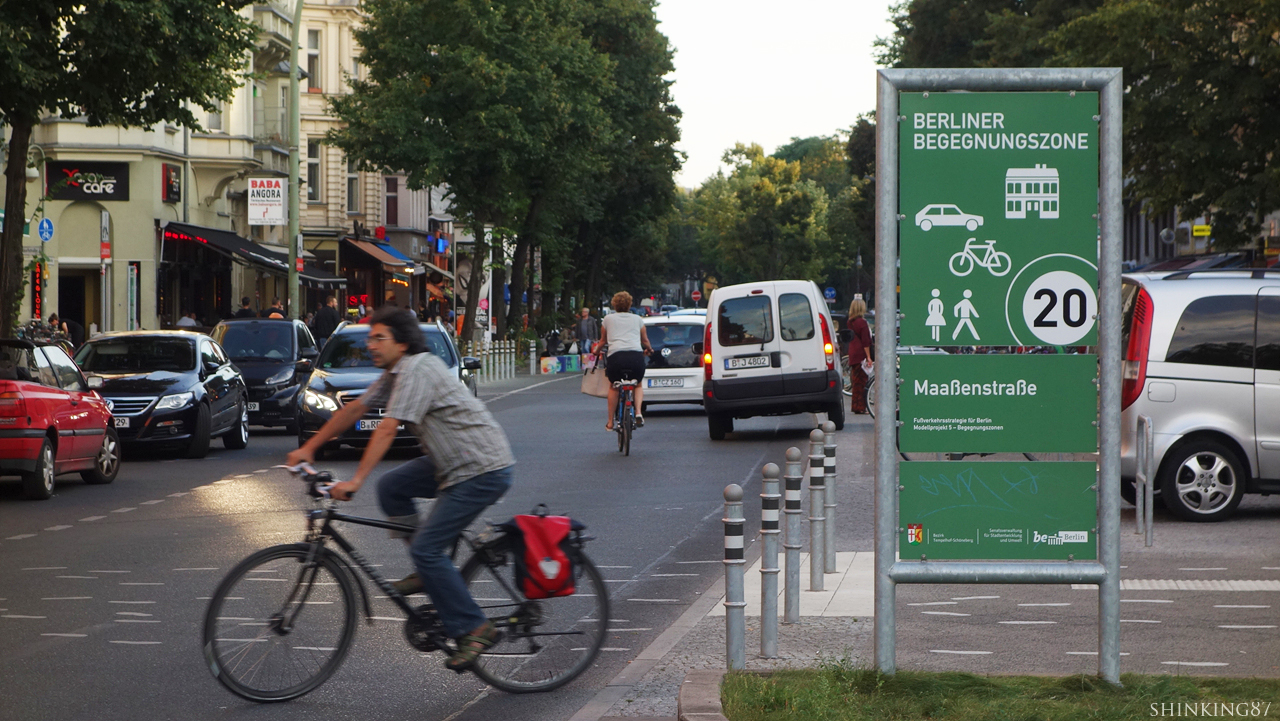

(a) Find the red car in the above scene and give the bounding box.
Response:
[0,339,120,499]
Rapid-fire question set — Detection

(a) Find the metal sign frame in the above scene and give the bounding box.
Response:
[874,68,1123,683]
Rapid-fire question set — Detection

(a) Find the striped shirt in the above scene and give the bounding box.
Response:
[362,352,515,490]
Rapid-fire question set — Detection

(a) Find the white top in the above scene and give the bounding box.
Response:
[175,316,198,327]
[602,312,643,355]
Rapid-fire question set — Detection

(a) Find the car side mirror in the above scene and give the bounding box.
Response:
[300,347,319,360]
[203,361,220,376]
[86,375,104,389]
[463,357,482,371]
[296,358,314,374]
[692,341,703,356]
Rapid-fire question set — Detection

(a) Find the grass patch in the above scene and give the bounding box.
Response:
[722,659,1280,721]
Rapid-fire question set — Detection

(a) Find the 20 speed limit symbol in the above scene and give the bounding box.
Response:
[1004,254,1098,346]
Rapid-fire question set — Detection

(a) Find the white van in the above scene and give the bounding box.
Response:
[702,280,844,440]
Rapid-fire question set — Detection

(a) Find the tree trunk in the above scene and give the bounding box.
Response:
[505,192,544,332]
[459,221,487,345]
[1,119,33,337]
[584,224,604,313]
[491,233,507,340]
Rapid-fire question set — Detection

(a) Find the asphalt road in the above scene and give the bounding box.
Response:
[0,376,839,721]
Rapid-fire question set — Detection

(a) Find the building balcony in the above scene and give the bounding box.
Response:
[253,2,294,70]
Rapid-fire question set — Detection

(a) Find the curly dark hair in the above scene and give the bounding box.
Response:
[368,306,427,355]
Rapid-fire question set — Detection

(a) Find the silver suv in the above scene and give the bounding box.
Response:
[1121,269,1280,521]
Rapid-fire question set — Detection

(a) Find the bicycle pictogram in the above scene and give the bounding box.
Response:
[949,238,1012,277]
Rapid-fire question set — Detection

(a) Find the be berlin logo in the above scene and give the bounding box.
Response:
[1150,702,1272,717]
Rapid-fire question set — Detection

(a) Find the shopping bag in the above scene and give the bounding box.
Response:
[580,366,610,398]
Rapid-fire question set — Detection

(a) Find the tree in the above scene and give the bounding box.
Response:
[330,0,615,342]
[773,135,848,199]
[0,0,256,335]
[1052,0,1280,245]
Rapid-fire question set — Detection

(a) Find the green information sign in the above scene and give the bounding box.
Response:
[898,354,1098,452]
[899,461,1098,561]
[899,92,1099,347]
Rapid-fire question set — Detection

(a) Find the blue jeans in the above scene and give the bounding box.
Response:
[375,457,513,637]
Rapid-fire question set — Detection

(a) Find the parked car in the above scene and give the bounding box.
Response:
[0,339,119,499]
[298,321,480,458]
[1121,269,1280,521]
[74,331,249,458]
[702,280,844,440]
[210,318,318,432]
[641,315,707,413]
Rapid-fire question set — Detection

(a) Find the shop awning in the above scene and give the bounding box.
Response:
[421,260,454,280]
[344,237,419,275]
[162,222,290,275]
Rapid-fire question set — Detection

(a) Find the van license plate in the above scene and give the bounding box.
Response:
[726,356,769,370]
[648,378,684,388]
[113,417,130,428]
[357,419,405,431]
[246,402,260,411]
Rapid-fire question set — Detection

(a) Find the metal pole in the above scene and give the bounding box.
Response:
[723,484,745,670]
[286,0,304,318]
[1143,416,1154,547]
[1134,415,1147,535]
[759,463,780,658]
[529,339,537,376]
[808,429,826,592]
[505,340,512,380]
[822,419,838,574]
[782,447,803,624]
[1097,70,1124,686]
[873,70,900,675]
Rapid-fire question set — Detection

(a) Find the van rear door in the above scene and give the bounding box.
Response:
[777,289,828,395]
[713,286,783,398]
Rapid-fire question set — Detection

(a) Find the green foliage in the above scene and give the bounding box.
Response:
[1051,0,1280,245]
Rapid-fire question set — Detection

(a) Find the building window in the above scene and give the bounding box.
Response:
[307,141,321,202]
[351,57,360,85]
[385,177,398,226]
[277,86,288,141]
[347,158,359,213]
[208,100,224,131]
[307,29,322,91]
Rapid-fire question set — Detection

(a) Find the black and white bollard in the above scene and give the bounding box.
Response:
[822,420,838,574]
[529,340,537,376]
[723,483,746,670]
[807,429,826,592]
[759,463,780,658]
[783,447,803,624]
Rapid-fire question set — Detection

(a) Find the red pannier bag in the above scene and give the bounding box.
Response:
[499,506,585,599]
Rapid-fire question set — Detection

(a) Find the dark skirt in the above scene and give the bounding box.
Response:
[605,350,646,384]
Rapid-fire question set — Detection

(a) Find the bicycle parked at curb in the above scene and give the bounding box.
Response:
[613,379,638,456]
[202,465,609,702]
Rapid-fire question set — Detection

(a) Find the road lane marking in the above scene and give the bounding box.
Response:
[1215,604,1270,608]
[119,582,162,586]
[1179,567,1228,571]
[233,474,252,479]
[1075,579,1280,591]
[80,516,105,522]
[483,375,576,404]
[111,508,135,513]
[56,576,97,579]
[1218,625,1277,629]
[192,486,215,490]
[42,634,87,638]
[650,574,700,577]
[593,648,632,652]
[174,568,218,572]
[1121,599,1172,603]
[44,525,72,531]
[596,566,632,569]
[1019,603,1071,607]
[908,601,958,606]
[1066,651,1130,656]
[140,500,164,505]
[999,621,1057,625]
[626,598,681,603]
[952,595,999,600]
[922,611,970,616]
[41,597,92,601]
[115,619,160,623]
[1263,567,1280,571]
[1161,661,1228,667]
[253,469,269,473]
[109,641,160,645]
[88,570,130,574]
[6,534,35,540]
[929,650,991,655]
[1120,619,1161,623]
[370,617,401,622]
[116,612,152,617]
[166,493,188,498]
[213,480,234,485]
[108,601,155,605]
[3,615,47,619]
[23,567,67,571]
[609,628,654,632]
[676,560,721,564]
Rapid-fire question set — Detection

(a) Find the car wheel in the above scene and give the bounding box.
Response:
[81,430,120,485]
[708,413,729,441]
[223,401,249,450]
[827,402,845,431]
[23,438,56,500]
[186,403,212,459]
[1158,440,1245,522]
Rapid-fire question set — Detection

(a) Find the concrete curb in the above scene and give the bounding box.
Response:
[677,669,728,721]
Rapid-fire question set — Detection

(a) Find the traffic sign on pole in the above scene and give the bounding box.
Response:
[38,218,54,243]
[690,290,702,303]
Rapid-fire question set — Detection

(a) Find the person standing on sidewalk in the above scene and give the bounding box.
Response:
[847,297,873,414]
[286,306,514,671]
[573,307,599,356]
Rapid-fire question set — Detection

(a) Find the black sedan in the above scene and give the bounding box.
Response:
[210,318,319,431]
[74,331,249,458]
[298,322,478,458]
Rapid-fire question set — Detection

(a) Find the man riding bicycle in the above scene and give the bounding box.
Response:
[286,306,514,671]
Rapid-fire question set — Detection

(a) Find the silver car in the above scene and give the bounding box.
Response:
[1121,269,1280,521]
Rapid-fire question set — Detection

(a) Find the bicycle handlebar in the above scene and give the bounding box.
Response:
[274,464,343,499]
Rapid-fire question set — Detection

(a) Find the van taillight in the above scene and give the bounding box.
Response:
[0,391,26,417]
[704,322,713,381]
[820,317,835,370]
[1121,287,1153,410]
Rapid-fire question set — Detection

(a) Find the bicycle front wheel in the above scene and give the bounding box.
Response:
[202,543,358,702]
[461,541,609,693]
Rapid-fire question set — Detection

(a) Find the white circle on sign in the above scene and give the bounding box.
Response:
[1021,270,1097,345]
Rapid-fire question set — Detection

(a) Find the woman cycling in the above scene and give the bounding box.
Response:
[594,292,652,430]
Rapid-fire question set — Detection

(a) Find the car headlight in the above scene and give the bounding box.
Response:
[303,389,339,412]
[266,368,295,385]
[155,392,194,411]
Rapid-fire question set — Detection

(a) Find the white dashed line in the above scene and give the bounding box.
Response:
[115,619,161,623]
[1120,599,1172,603]
[1218,625,1277,629]
[44,525,72,532]
[999,621,1057,625]
[596,566,633,569]
[174,568,218,572]
[676,560,721,564]
[1066,651,1130,656]
[370,617,401,622]
[1019,603,1071,607]
[213,480,234,485]
[167,493,188,498]
[609,628,654,632]
[6,534,35,540]
[41,597,92,601]
[1178,567,1228,571]
[88,570,130,574]
[604,580,630,584]
[233,474,252,479]
[23,567,66,571]
[922,611,970,616]
[951,596,999,601]
[42,633,87,638]
[56,576,97,579]
[908,601,958,606]
[109,641,161,645]
[140,500,164,505]
[1262,567,1280,571]
[80,516,105,522]
[119,583,163,586]
[1120,619,1161,623]
[191,485,215,491]
[253,469,269,473]
[292,646,337,651]
[116,612,152,617]
[3,615,47,619]
[595,648,632,652]
[929,650,991,655]
[1161,661,1228,667]
[626,598,681,603]
[1215,604,1270,609]
[108,601,155,605]
[111,508,136,513]
[650,574,700,577]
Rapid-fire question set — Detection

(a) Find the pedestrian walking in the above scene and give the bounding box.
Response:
[952,289,980,341]
[234,297,257,318]
[847,297,873,414]
[573,307,599,356]
[311,295,342,346]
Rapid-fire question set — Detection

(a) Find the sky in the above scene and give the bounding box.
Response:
[654,0,896,188]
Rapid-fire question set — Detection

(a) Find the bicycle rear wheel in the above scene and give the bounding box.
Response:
[461,541,609,693]
[202,543,358,702]
[622,400,632,456]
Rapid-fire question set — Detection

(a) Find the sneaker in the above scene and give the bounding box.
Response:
[392,572,425,595]
[635,415,645,428]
